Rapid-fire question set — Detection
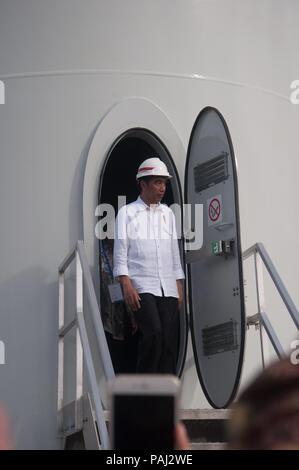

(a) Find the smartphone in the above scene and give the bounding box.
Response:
[108,374,180,450]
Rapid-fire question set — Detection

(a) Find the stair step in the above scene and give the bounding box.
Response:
[180,409,231,420]
[181,409,230,444]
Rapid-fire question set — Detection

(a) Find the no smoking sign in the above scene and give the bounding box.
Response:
[207,194,223,226]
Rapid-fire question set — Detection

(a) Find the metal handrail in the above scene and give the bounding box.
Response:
[259,311,285,358]
[58,241,115,450]
[243,242,299,361]
[77,241,115,380]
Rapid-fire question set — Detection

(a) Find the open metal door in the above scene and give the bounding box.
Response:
[185,107,246,409]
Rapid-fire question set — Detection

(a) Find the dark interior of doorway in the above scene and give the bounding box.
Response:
[101,134,175,210]
[98,129,177,374]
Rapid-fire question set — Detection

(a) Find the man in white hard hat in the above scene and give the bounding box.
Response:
[113,157,185,374]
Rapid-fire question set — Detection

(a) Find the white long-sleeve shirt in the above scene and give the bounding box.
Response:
[113,196,185,298]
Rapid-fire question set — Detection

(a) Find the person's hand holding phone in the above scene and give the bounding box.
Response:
[109,375,182,450]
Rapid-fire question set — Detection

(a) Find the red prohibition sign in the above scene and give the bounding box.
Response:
[209,198,221,222]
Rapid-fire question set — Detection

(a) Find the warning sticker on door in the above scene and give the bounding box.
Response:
[207,195,222,226]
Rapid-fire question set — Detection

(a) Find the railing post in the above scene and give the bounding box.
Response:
[259,312,286,359]
[75,251,84,430]
[254,249,270,369]
[76,311,111,449]
[57,271,65,443]
[77,241,115,381]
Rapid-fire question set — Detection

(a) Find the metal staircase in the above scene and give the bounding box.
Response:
[57,241,298,450]
[243,242,299,365]
[59,398,230,450]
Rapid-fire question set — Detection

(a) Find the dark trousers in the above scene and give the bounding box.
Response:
[134,293,179,374]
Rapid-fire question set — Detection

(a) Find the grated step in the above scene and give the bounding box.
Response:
[62,400,231,449]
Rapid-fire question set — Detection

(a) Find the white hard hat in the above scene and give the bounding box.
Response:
[136,157,172,180]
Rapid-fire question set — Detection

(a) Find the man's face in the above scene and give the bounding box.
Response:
[141,176,167,204]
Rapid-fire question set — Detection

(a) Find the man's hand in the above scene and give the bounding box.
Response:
[120,276,141,312]
[176,280,183,310]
